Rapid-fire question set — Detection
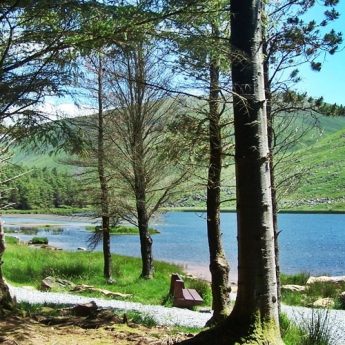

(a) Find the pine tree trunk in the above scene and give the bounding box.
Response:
[136,189,153,279]
[102,215,112,281]
[206,24,230,326]
[97,57,112,282]
[0,220,14,314]
[176,1,283,343]
[134,154,153,279]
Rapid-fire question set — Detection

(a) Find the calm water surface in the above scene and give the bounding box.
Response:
[3,212,345,278]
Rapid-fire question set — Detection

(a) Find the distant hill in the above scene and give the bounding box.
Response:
[9,111,345,211]
[11,147,69,170]
[283,125,345,211]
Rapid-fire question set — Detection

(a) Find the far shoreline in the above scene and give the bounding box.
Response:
[3,207,345,216]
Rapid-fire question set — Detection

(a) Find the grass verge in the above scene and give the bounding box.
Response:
[87,225,160,235]
[281,273,345,310]
[3,242,210,307]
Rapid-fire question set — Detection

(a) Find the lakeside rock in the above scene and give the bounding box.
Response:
[307,276,345,285]
[313,297,335,308]
[281,284,306,292]
[41,276,76,291]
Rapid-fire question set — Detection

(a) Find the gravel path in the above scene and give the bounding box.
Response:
[9,286,345,343]
[9,285,213,328]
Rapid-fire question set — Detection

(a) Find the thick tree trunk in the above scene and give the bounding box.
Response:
[0,220,14,314]
[177,1,283,343]
[97,58,112,282]
[206,24,230,326]
[228,0,282,340]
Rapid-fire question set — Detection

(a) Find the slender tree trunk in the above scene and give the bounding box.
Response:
[264,53,281,312]
[133,135,153,279]
[206,24,230,327]
[0,219,13,314]
[134,162,153,279]
[97,57,112,282]
[177,1,283,343]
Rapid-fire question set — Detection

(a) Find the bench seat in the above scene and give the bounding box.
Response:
[170,273,203,308]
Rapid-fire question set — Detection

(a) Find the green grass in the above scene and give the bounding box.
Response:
[283,127,345,210]
[88,225,160,235]
[3,242,210,306]
[281,272,310,285]
[2,207,92,216]
[281,273,345,310]
[29,237,48,245]
[280,312,337,345]
[280,313,305,345]
[4,236,19,245]
[8,109,345,212]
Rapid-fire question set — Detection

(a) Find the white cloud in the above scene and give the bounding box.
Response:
[38,100,93,119]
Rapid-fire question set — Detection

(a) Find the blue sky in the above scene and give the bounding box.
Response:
[295,1,345,105]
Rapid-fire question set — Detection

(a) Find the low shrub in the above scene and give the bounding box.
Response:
[5,236,19,245]
[281,272,310,285]
[29,237,48,245]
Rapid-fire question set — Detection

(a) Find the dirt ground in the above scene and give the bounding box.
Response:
[0,314,191,345]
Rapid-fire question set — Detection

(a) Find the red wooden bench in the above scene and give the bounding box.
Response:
[170,273,203,308]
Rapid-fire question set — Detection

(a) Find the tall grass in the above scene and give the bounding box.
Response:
[281,272,310,285]
[281,273,345,309]
[281,311,338,345]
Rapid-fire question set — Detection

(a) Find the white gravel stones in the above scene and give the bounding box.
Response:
[9,286,345,344]
[9,285,212,328]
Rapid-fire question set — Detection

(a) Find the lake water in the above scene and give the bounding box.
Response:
[3,212,345,280]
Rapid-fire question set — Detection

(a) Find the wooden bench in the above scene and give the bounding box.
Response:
[170,273,203,308]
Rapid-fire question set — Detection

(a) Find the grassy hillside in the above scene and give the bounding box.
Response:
[283,126,345,211]
[8,112,345,211]
[10,146,69,170]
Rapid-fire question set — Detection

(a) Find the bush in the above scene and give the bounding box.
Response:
[5,236,19,245]
[29,237,48,245]
[281,272,310,285]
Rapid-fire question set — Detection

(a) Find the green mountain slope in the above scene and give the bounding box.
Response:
[283,126,345,211]
[10,147,70,171]
[8,112,345,211]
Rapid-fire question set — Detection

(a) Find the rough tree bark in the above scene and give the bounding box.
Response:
[205,23,230,327]
[263,48,281,312]
[176,0,283,343]
[97,57,113,282]
[134,152,153,279]
[0,219,14,314]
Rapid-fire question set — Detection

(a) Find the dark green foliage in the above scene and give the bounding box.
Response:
[92,225,160,235]
[0,165,85,210]
[30,237,48,245]
[4,236,19,245]
[281,272,310,285]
